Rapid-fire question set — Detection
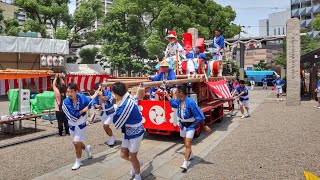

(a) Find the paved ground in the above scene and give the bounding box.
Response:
[1,88,319,180]
[185,93,320,180]
[32,89,270,180]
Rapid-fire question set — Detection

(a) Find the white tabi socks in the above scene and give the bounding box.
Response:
[180,160,191,170]
[130,160,143,176]
[133,174,141,180]
[107,136,115,146]
[71,158,82,170]
[85,145,92,159]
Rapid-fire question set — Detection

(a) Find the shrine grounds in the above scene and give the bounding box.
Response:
[0,87,319,180]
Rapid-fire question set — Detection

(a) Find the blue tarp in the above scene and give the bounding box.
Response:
[245,71,275,83]
[245,71,274,76]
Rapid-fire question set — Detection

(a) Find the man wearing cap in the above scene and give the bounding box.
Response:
[165,31,186,70]
[272,75,286,101]
[92,82,116,146]
[149,60,177,100]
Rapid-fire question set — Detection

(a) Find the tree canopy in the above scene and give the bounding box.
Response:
[14,0,70,37]
[274,35,320,68]
[79,47,99,64]
[100,0,241,75]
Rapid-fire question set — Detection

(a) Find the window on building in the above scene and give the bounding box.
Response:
[278,28,280,35]
[283,27,285,35]
[274,29,276,35]
[267,21,269,36]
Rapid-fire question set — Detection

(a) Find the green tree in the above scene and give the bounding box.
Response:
[254,60,269,71]
[100,0,148,76]
[23,19,46,35]
[101,0,240,74]
[79,47,99,64]
[57,0,103,45]
[0,8,4,33]
[3,19,21,36]
[54,25,70,40]
[274,51,286,68]
[15,0,71,37]
[312,14,320,31]
[274,35,320,68]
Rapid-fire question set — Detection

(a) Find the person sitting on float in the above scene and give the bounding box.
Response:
[184,46,208,75]
[148,60,177,100]
[164,31,186,70]
[195,46,208,64]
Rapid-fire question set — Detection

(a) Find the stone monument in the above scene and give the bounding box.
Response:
[286,18,301,106]
[187,28,198,47]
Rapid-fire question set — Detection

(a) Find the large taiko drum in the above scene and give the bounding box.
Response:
[47,55,53,67]
[181,59,196,74]
[207,60,221,77]
[181,58,205,75]
[41,55,47,67]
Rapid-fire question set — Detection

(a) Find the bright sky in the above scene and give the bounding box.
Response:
[68,0,76,14]
[68,0,291,37]
[214,0,291,37]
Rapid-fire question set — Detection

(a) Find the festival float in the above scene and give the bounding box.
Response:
[101,30,233,137]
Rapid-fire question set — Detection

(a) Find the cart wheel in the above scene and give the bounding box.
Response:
[215,106,224,123]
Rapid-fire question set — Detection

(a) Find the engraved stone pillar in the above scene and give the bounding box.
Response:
[187,28,198,48]
[286,18,301,106]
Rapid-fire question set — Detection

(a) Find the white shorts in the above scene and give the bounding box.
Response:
[276,88,283,94]
[101,113,114,126]
[121,134,144,153]
[180,127,195,139]
[239,100,249,107]
[70,126,87,142]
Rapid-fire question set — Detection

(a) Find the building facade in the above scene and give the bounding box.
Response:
[259,10,291,37]
[259,19,269,36]
[291,0,320,36]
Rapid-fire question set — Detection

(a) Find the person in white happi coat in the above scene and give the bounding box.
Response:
[164,31,186,70]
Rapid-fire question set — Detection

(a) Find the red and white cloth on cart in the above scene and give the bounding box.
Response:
[206,80,232,100]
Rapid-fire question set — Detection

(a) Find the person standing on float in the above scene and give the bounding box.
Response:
[211,29,225,76]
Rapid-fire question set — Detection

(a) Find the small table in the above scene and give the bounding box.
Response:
[0,114,42,135]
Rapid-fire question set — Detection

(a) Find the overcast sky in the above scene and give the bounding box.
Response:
[68,0,291,37]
